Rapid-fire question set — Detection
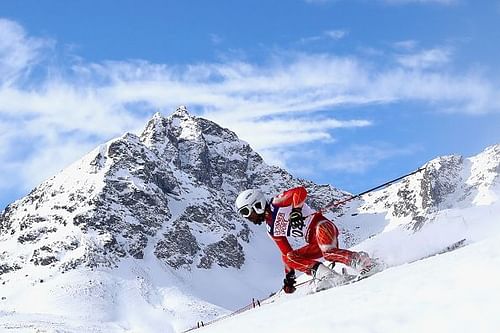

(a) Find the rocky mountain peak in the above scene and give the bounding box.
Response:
[345,144,500,236]
[471,144,500,175]
[140,106,211,149]
[0,106,346,278]
[172,105,190,118]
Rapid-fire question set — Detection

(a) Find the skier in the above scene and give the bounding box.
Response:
[235,186,376,293]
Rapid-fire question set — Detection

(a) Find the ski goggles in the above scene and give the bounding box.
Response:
[238,201,264,218]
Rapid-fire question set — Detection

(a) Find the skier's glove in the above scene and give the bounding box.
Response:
[283,270,296,294]
[289,207,304,229]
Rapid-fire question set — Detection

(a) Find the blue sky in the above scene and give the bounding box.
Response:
[1,0,499,209]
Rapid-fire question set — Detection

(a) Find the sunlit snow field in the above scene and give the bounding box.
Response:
[2,199,499,333]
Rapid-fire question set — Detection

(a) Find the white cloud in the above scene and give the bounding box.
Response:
[225,118,371,149]
[0,19,499,198]
[0,19,52,85]
[299,35,323,44]
[393,40,419,51]
[396,47,452,69]
[270,143,419,177]
[319,144,418,173]
[370,68,500,114]
[299,29,348,44]
[324,30,348,40]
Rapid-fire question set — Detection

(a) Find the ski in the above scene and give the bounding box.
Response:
[410,238,467,263]
[312,259,385,292]
[310,238,468,293]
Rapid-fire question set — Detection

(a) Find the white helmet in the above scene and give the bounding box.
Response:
[235,189,267,217]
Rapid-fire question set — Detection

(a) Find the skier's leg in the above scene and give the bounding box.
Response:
[315,219,355,265]
[284,243,323,275]
[316,219,377,275]
[286,243,343,291]
[296,221,345,290]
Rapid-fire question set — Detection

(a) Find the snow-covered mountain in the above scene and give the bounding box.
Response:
[0,106,499,332]
[0,106,347,331]
[0,106,346,274]
[337,145,500,262]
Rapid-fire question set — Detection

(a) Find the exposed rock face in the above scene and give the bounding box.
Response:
[352,146,500,232]
[0,106,347,275]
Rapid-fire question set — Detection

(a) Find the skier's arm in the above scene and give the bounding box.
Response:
[272,236,297,293]
[271,235,294,273]
[272,186,307,208]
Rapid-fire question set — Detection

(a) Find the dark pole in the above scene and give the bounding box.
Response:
[319,167,426,214]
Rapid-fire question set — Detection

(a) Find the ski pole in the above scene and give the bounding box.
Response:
[318,167,426,214]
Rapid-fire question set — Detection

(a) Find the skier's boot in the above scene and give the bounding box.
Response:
[349,251,380,278]
[311,262,343,291]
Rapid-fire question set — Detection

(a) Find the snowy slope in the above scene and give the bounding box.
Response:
[192,200,500,333]
[198,235,500,333]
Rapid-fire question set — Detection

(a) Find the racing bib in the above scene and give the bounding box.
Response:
[268,204,315,239]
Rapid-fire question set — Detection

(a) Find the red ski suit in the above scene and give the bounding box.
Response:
[266,186,355,275]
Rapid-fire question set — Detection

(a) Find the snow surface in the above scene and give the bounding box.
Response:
[200,235,500,333]
[2,199,499,332]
